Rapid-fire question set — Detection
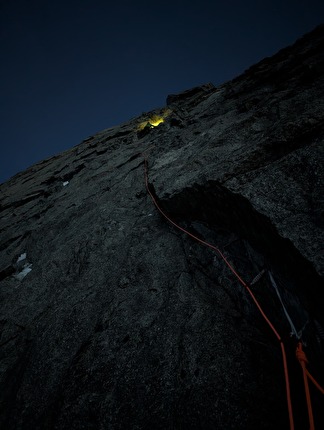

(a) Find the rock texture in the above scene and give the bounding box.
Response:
[1,25,324,430]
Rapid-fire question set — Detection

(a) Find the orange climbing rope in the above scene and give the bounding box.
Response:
[296,342,315,430]
[305,369,324,395]
[142,155,295,430]
[296,342,324,430]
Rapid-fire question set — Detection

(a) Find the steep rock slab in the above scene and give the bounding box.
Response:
[1,25,324,429]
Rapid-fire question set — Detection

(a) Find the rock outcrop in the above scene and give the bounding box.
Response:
[1,25,324,430]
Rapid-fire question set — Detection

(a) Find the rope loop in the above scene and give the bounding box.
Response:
[296,342,308,364]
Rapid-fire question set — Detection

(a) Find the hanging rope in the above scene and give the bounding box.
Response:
[296,342,315,430]
[142,155,295,430]
[296,342,324,430]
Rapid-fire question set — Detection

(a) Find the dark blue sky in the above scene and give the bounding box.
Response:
[1,0,323,184]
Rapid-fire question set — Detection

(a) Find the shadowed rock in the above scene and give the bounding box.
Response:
[0,25,324,430]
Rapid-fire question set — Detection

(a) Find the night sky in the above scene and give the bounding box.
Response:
[1,1,323,184]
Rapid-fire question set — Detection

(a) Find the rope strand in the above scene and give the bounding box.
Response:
[143,156,294,430]
[296,343,315,430]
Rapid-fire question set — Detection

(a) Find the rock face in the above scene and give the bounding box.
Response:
[1,25,324,430]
